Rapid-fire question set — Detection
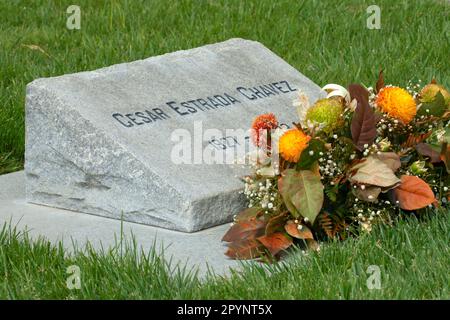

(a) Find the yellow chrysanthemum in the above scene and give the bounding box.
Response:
[376,86,417,124]
[279,129,311,162]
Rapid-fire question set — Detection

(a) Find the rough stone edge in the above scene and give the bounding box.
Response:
[27,39,257,84]
[24,82,206,232]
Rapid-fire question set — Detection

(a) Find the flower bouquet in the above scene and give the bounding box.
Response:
[222,72,450,261]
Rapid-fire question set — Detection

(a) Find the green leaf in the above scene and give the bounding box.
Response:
[417,91,447,117]
[278,169,324,223]
[296,139,326,170]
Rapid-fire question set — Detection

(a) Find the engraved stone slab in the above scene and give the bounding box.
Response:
[25,38,324,232]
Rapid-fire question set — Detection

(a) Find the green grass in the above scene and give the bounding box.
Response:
[0,0,449,172]
[1,211,449,299]
[0,0,449,300]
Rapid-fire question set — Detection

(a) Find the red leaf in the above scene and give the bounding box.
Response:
[394,175,435,210]
[284,220,314,239]
[376,69,385,93]
[349,84,377,151]
[225,239,264,260]
[222,219,266,242]
[349,83,369,104]
[257,233,293,256]
[416,143,441,163]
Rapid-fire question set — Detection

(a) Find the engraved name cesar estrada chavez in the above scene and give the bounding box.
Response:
[111,80,297,128]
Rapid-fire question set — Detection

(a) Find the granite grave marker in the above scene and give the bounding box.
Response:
[25,38,323,232]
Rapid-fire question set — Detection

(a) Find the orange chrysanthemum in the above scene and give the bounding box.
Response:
[375,86,417,124]
[251,113,278,146]
[279,129,311,162]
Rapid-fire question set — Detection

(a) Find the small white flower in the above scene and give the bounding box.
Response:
[444,187,448,192]
[309,150,314,156]
[304,217,309,223]
[267,203,274,209]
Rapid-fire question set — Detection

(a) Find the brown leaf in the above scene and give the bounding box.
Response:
[349,156,400,188]
[376,69,385,93]
[353,185,382,202]
[394,175,435,210]
[318,212,343,239]
[306,239,320,252]
[222,219,266,242]
[21,44,51,58]
[416,143,442,163]
[349,84,377,151]
[440,142,450,173]
[284,220,314,239]
[257,233,293,256]
[234,207,262,223]
[373,152,401,172]
[225,239,264,260]
[402,131,432,148]
[265,213,288,235]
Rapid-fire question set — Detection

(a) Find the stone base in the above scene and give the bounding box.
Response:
[0,171,243,275]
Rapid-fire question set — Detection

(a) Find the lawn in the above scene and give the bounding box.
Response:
[1,211,448,299]
[0,0,449,299]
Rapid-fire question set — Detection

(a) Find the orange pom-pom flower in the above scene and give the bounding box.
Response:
[251,113,278,147]
[375,86,417,124]
[279,128,311,162]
